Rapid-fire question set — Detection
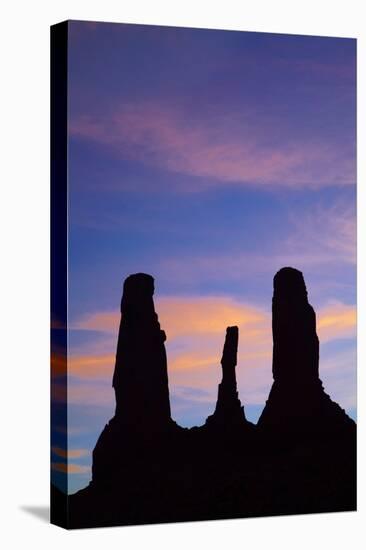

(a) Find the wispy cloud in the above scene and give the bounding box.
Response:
[67,295,355,388]
[51,447,89,459]
[69,101,355,190]
[68,381,114,407]
[74,296,266,336]
[65,293,356,432]
[69,354,114,379]
[154,201,356,288]
[317,302,356,342]
[73,312,118,333]
[158,297,267,339]
[72,296,270,361]
[51,462,91,474]
[285,201,356,266]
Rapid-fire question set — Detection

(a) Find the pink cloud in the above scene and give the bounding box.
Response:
[69,101,355,189]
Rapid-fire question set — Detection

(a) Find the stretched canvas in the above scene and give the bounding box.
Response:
[50,20,357,529]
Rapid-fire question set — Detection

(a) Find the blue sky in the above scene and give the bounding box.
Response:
[51,21,356,494]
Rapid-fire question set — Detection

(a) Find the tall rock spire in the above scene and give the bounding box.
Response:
[272,267,319,384]
[258,267,355,436]
[112,273,171,427]
[91,273,176,485]
[206,326,247,428]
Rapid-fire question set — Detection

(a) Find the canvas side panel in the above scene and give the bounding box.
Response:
[50,20,69,529]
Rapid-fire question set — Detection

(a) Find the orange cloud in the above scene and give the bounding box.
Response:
[67,297,272,416]
[64,299,356,430]
[317,302,356,342]
[69,353,115,378]
[157,297,267,339]
[73,297,268,339]
[51,462,90,474]
[168,347,271,375]
[169,353,218,372]
[69,297,356,384]
[73,312,119,333]
[64,296,355,425]
[168,336,272,403]
[51,447,89,459]
[69,297,271,388]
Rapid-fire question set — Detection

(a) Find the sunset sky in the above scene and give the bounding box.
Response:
[51,21,356,493]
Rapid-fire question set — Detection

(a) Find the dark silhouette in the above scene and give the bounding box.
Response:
[206,326,250,429]
[57,268,356,529]
[91,274,180,484]
[258,267,355,439]
[113,274,172,427]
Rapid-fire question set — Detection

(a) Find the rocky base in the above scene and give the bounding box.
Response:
[68,424,356,529]
[205,382,249,429]
[258,379,356,440]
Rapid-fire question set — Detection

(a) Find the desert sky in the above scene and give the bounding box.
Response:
[51,21,356,493]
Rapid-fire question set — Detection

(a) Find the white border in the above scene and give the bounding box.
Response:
[1,1,364,548]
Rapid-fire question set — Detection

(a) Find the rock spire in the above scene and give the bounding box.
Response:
[258,267,355,436]
[112,273,172,427]
[206,326,247,427]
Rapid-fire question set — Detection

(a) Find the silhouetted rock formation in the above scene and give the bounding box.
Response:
[91,273,179,485]
[258,267,355,438]
[272,267,319,383]
[65,268,356,529]
[206,326,248,428]
[112,273,172,428]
